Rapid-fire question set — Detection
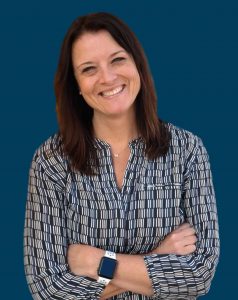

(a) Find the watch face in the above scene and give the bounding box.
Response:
[98,257,117,279]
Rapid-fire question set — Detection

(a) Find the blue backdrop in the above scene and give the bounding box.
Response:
[0,0,237,298]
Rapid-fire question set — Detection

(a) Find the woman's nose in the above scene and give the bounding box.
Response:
[98,66,117,84]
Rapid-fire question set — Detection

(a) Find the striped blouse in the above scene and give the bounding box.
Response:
[24,122,220,299]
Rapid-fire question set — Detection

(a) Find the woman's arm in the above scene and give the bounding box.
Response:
[68,223,197,297]
[24,148,105,300]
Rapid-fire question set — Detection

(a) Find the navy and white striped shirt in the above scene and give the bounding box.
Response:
[24,123,220,299]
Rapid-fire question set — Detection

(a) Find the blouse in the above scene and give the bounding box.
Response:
[24,122,220,299]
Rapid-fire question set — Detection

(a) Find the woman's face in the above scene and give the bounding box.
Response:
[72,30,141,119]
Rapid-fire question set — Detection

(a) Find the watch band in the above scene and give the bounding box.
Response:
[97,276,111,285]
[104,250,117,260]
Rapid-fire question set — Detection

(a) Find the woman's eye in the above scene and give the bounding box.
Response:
[112,57,126,63]
[81,66,95,74]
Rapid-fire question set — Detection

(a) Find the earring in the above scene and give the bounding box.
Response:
[79,91,82,95]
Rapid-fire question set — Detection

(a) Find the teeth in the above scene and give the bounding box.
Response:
[101,85,124,97]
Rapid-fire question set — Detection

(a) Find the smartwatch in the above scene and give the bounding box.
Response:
[97,251,117,285]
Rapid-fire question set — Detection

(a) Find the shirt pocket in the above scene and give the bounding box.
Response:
[126,179,185,252]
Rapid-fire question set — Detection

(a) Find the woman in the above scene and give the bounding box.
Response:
[24,12,220,299]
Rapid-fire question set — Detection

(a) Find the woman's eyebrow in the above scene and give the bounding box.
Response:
[110,50,126,57]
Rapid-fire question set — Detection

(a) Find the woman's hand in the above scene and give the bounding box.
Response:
[99,283,126,300]
[151,223,197,256]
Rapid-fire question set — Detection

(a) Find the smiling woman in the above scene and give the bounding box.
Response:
[53,12,168,176]
[72,31,141,119]
[24,12,219,300]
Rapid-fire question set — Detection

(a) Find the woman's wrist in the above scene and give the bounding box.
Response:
[89,248,105,279]
[67,244,104,279]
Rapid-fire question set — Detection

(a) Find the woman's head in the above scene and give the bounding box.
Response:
[55,12,169,174]
[71,30,141,120]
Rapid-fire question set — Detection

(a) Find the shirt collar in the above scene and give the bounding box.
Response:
[93,137,144,150]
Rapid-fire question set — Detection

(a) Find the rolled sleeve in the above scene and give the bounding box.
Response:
[143,137,220,299]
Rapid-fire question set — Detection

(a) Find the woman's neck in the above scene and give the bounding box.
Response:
[92,112,138,146]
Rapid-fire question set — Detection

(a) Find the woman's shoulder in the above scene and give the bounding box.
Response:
[166,122,202,144]
[29,133,70,191]
[31,132,68,171]
[165,121,206,155]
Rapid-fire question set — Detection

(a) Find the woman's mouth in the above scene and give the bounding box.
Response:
[99,85,125,98]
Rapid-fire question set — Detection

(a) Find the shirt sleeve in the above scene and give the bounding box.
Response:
[143,137,220,299]
[24,149,105,300]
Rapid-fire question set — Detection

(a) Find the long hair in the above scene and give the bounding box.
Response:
[54,12,170,175]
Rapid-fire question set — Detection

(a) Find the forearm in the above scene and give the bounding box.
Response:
[68,223,198,297]
[68,244,154,297]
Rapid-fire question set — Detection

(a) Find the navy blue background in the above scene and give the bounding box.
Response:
[0,0,237,298]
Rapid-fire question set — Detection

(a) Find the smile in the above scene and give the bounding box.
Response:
[99,85,125,98]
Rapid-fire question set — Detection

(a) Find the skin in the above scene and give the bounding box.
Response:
[69,31,197,298]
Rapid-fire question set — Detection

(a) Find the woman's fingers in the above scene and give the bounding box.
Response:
[153,223,197,255]
[184,235,197,245]
[176,222,191,231]
[182,244,196,255]
[176,223,197,236]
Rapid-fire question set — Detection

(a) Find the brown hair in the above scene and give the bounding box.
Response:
[54,12,170,175]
